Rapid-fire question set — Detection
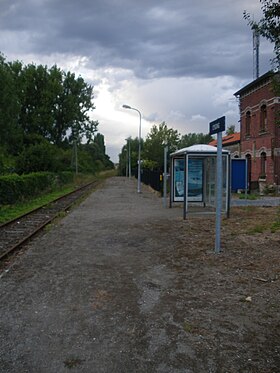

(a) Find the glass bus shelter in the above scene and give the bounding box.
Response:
[170,144,231,219]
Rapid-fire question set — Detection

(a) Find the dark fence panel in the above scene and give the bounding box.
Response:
[140,168,163,193]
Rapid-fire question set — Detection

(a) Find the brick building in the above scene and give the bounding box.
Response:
[209,132,241,158]
[234,71,280,191]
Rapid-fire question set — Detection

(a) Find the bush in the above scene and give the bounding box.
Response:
[56,171,74,185]
[15,143,60,174]
[0,146,16,175]
[0,171,74,205]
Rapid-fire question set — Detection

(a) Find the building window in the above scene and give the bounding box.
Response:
[245,111,251,136]
[260,152,267,178]
[246,154,252,188]
[260,104,267,132]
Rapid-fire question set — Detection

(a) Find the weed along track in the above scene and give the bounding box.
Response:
[0,181,98,263]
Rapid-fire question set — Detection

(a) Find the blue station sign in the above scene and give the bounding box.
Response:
[209,116,225,135]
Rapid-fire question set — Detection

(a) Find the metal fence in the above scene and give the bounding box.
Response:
[140,168,163,193]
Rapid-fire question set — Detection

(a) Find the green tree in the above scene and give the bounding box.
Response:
[0,55,113,175]
[15,141,59,174]
[226,125,236,135]
[178,133,213,149]
[0,55,22,153]
[94,133,106,155]
[143,122,180,170]
[17,63,54,139]
[118,137,142,176]
[92,133,114,169]
[60,71,98,146]
[8,62,98,146]
[76,133,114,174]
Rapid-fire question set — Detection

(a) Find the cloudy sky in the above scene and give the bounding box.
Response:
[0,0,275,162]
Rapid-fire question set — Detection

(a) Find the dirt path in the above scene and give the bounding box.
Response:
[0,177,279,372]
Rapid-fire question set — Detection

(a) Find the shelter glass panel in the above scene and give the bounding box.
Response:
[188,158,203,202]
[173,158,184,202]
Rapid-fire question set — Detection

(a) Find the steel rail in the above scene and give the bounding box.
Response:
[0,180,97,229]
[0,180,98,262]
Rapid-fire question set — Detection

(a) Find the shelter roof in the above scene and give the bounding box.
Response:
[171,144,229,157]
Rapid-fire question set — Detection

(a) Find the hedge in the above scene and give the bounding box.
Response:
[0,171,74,205]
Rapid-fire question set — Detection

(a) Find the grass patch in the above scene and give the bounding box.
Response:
[248,224,266,234]
[271,207,280,233]
[271,221,280,233]
[0,171,116,224]
[0,186,74,224]
[239,193,258,200]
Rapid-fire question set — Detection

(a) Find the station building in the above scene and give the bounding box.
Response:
[234,71,280,191]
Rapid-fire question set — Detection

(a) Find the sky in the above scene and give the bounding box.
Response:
[0,0,275,162]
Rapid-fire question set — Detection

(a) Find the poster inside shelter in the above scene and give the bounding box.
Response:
[187,158,203,201]
[174,158,184,201]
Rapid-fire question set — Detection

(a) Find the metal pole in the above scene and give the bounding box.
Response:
[183,154,187,220]
[74,140,78,175]
[169,157,173,208]
[215,131,222,253]
[122,105,142,193]
[226,154,230,219]
[163,145,168,208]
[125,148,128,177]
[128,138,131,179]
[245,158,248,199]
[136,111,142,193]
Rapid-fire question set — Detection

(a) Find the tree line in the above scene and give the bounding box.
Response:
[118,122,213,175]
[0,54,114,174]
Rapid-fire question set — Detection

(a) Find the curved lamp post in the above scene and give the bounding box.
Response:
[122,104,142,193]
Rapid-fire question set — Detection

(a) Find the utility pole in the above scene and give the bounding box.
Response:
[163,145,168,208]
[74,139,78,174]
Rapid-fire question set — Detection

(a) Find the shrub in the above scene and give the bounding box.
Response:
[0,171,74,205]
[15,143,59,174]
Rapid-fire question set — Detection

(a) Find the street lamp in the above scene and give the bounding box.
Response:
[122,104,142,193]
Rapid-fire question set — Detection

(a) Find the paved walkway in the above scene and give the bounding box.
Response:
[231,196,280,207]
[0,177,182,373]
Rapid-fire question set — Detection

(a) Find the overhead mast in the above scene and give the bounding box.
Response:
[253,27,260,79]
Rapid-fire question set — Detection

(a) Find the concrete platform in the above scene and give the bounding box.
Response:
[0,177,183,373]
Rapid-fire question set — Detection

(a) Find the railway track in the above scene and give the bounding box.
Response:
[0,181,98,262]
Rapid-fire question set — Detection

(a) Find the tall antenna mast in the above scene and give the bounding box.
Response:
[253,27,260,79]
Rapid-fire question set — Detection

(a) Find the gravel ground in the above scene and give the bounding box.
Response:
[0,176,279,373]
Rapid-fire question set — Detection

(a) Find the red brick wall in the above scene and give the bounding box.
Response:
[239,78,280,187]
